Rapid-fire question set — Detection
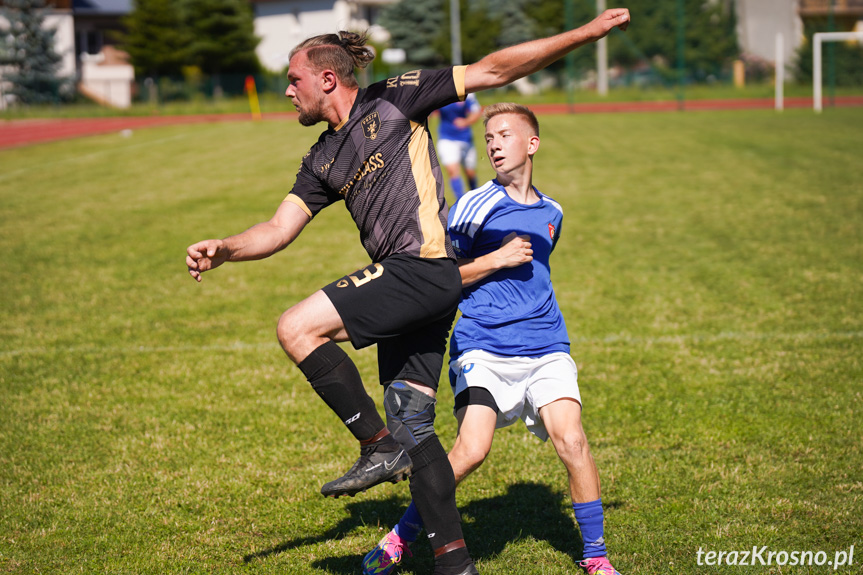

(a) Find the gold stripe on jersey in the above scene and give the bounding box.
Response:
[453,65,468,101]
[408,120,448,259]
[333,113,350,132]
[284,194,313,218]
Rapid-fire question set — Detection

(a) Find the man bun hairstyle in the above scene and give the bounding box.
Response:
[290,31,375,88]
[483,102,540,137]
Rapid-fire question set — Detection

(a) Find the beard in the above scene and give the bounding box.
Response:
[296,93,326,127]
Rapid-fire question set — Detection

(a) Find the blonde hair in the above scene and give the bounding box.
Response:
[483,102,540,137]
[290,31,375,88]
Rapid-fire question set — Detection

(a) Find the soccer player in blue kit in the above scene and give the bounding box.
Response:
[362,103,623,575]
[437,93,482,201]
[187,9,629,575]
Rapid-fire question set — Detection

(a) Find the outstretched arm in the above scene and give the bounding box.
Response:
[458,232,533,288]
[186,200,310,282]
[464,8,630,93]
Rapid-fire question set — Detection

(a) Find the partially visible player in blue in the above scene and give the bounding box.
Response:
[437,93,482,201]
[363,103,623,575]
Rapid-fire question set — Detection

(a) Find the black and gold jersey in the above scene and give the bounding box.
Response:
[285,66,467,262]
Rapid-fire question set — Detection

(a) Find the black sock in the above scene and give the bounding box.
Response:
[434,547,473,575]
[297,340,385,442]
[407,436,472,572]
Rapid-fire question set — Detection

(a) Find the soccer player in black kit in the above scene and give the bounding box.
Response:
[186,9,629,575]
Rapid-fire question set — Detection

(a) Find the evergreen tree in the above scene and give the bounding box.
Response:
[441,0,500,65]
[184,0,260,88]
[379,0,506,67]
[486,0,534,48]
[0,0,70,104]
[525,0,596,76]
[121,0,189,77]
[379,0,447,67]
[380,0,739,85]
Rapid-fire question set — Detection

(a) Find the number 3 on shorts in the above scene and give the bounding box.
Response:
[337,263,384,288]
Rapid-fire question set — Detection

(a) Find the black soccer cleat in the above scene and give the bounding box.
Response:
[321,444,412,498]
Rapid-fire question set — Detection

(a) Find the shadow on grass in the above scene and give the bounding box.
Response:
[242,495,411,565]
[246,481,623,573]
[460,481,584,563]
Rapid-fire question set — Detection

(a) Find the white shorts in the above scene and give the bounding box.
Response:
[437,138,477,170]
[449,349,581,441]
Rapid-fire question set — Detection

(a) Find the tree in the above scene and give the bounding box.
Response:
[121,0,189,78]
[528,0,740,84]
[454,0,502,64]
[380,0,514,67]
[486,0,534,48]
[605,0,738,83]
[379,0,447,67]
[0,0,70,104]
[525,0,596,76]
[184,0,260,89]
[794,21,863,87]
[380,0,740,85]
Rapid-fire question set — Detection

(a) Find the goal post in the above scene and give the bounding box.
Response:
[813,31,863,113]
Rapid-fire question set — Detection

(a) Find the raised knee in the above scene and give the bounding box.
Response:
[276,308,303,352]
[384,381,437,450]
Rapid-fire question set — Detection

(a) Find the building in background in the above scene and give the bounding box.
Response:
[798,0,863,30]
[4,0,862,109]
[736,0,863,67]
[735,0,804,66]
[0,0,132,108]
[250,0,395,72]
[1,0,75,78]
[0,0,131,81]
[70,0,132,63]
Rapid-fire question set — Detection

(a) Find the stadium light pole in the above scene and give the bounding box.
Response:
[596,0,608,96]
[450,0,462,66]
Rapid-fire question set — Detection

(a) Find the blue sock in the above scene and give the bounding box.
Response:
[450,177,465,201]
[467,176,477,190]
[573,498,607,559]
[393,501,423,542]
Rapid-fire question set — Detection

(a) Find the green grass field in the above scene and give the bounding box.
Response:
[1,108,861,574]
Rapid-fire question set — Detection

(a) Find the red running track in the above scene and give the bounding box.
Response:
[2,97,862,150]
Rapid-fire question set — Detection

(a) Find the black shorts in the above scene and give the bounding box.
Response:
[322,254,461,390]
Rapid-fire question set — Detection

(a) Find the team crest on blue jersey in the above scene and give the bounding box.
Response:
[362,111,381,140]
[548,223,556,240]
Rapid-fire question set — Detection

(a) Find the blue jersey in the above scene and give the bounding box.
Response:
[438,93,480,144]
[447,180,570,360]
